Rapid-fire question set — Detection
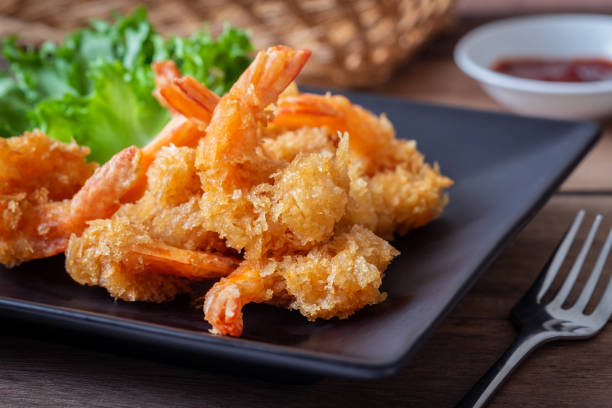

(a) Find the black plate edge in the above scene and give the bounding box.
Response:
[380,119,603,376]
[0,297,398,378]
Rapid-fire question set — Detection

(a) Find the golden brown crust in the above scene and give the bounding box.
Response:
[204,225,398,335]
[66,217,192,303]
[0,130,96,200]
[198,136,351,259]
[280,224,398,320]
[64,145,235,301]
[0,131,97,267]
[264,127,453,239]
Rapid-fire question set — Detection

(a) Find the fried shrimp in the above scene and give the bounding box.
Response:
[66,147,239,302]
[271,93,453,238]
[204,225,398,336]
[159,46,398,335]
[195,45,312,191]
[174,46,352,259]
[0,132,140,267]
[67,217,238,302]
[186,46,452,336]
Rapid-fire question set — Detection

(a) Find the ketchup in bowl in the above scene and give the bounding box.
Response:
[492,58,612,82]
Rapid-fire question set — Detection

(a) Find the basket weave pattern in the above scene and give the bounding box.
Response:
[0,0,454,87]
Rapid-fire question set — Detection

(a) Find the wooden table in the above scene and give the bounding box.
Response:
[3,12,612,408]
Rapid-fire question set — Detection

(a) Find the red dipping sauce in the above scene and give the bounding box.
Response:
[492,57,612,82]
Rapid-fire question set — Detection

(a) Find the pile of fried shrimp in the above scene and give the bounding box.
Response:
[0,46,452,337]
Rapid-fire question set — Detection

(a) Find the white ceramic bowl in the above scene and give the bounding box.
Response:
[454,14,612,120]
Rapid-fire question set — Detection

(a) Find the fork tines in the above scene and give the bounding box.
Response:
[536,210,612,318]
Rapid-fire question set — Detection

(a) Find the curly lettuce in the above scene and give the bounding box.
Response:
[0,7,252,162]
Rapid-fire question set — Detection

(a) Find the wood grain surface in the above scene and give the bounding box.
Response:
[3,4,612,408]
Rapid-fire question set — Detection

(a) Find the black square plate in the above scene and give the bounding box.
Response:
[0,92,601,378]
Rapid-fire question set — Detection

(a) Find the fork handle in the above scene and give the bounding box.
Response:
[456,331,552,408]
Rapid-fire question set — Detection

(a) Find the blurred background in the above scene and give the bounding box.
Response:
[0,0,611,88]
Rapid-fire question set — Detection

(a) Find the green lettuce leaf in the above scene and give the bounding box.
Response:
[29,62,171,162]
[0,7,252,162]
[0,72,31,137]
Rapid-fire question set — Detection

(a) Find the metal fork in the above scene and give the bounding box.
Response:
[457,211,612,408]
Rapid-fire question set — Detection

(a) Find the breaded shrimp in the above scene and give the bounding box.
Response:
[65,147,240,302]
[65,113,235,302]
[67,217,238,302]
[157,47,402,335]
[271,93,453,238]
[4,47,453,338]
[0,132,140,267]
[163,46,348,259]
[195,45,311,191]
[204,225,398,336]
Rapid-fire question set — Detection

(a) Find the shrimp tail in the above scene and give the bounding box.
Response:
[153,60,181,90]
[232,46,311,108]
[204,282,245,336]
[203,262,273,336]
[273,93,345,130]
[130,241,240,280]
[160,76,220,129]
[152,60,182,110]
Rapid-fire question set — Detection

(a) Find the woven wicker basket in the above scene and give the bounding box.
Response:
[0,0,454,87]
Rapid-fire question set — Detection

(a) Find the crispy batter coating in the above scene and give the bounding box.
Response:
[66,217,191,302]
[0,130,96,200]
[0,131,97,267]
[65,146,236,302]
[280,224,398,320]
[343,138,452,239]
[263,126,452,239]
[204,225,398,335]
[262,126,337,161]
[199,136,350,258]
[115,145,223,251]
